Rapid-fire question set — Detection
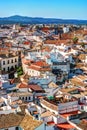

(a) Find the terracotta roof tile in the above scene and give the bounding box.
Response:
[17,83,28,88]
[77,119,87,130]
[23,41,31,45]
[41,111,53,118]
[0,113,43,130]
[32,61,49,67]
[41,99,58,111]
[29,65,51,71]
[28,84,43,91]
[44,39,69,45]
[0,113,24,129]
[56,122,75,129]
[20,114,43,130]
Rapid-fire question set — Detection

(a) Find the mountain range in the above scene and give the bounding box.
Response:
[0,15,87,25]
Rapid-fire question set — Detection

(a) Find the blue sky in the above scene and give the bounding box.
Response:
[0,0,87,20]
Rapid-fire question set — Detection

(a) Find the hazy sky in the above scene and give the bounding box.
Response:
[0,0,87,20]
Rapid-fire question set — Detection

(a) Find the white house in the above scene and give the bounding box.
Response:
[0,52,19,72]
[49,48,70,73]
[29,73,56,89]
[22,60,51,77]
[8,92,33,102]
[63,27,70,33]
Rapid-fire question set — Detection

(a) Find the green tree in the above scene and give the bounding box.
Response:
[16,67,23,77]
[81,42,85,48]
[73,37,78,44]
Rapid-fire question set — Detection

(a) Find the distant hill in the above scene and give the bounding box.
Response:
[0,15,87,25]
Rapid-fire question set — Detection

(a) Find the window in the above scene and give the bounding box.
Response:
[7,60,9,64]
[25,97,27,101]
[36,115,38,118]
[81,106,84,110]
[15,58,17,62]
[22,97,24,100]
[19,97,21,99]
[15,65,17,68]
[3,68,5,71]
[3,61,5,65]
[11,59,13,63]
[15,127,19,130]
[10,66,14,71]
[54,67,57,69]
[29,97,31,100]
[8,67,9,71]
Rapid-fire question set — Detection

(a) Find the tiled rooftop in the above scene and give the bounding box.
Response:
[20,114,43,130]
[0,113,24,129]
[41,99,58,111]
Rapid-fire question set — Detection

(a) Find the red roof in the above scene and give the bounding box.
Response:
[37,96,44,99]
[45,40,58,45]
[60,111,78,118]
[44,39,69,45]
[28,84,43,91]
[32,61,49,67]
[18,83,28,88]
[29,65,41,71]
[0,48,9,51]
[5,43,12,47]
[41,27,50,33]
[22,59,33,65]
[18,83,43,92]
[47,121,55,125]
[79,103,84,106]
[33,111,39,114]
[61,33,73,40]
[29,65,51,71]
[29,61,51,71]
[56,123,75,129]
[24,41,31,45]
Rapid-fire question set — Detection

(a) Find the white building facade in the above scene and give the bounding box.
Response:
[0,55,19,72]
